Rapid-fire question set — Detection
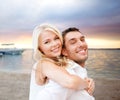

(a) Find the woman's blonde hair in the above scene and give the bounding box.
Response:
[33,24,68,85]
[32,23,63,61]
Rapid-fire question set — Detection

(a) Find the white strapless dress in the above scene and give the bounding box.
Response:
[29,60,95,100]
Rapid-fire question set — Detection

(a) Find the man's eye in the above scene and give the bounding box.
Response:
[70,40,76,44]
[81,38,85,41]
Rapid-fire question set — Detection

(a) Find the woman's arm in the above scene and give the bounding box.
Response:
[36,60,89,90]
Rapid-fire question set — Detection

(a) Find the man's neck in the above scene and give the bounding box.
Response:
[75,61,85,68]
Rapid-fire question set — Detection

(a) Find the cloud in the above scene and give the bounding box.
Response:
[0,0,120,48]
[0,0,120,35]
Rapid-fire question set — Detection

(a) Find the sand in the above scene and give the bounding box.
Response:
[0,71,120,100]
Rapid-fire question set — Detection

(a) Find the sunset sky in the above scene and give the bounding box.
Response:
[0,0,120,49]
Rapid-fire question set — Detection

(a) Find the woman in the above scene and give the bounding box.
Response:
[29,23,93,100]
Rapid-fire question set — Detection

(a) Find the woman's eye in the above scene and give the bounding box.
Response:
[44,41,49,44]
[55,37,59,40]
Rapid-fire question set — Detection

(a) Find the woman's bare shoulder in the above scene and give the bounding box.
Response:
[37,58,58,68]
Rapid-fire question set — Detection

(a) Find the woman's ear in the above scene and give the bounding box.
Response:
[62,48,68,57]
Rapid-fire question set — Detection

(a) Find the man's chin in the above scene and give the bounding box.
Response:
[78,56,88,61]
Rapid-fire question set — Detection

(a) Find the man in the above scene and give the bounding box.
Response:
[62,27,95,100]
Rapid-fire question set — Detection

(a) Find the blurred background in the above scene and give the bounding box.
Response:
[0,0,120,49]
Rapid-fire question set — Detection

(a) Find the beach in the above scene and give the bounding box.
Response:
[0,71,120,100]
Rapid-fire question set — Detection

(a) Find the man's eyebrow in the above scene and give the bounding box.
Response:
[69,35,85,41]
[68,38,76,42]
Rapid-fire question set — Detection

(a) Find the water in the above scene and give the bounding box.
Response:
[0,49,120,79]
[86,49,120,79]
[0,50,34,73]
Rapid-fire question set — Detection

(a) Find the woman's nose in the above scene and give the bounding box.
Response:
[51,40,58,46]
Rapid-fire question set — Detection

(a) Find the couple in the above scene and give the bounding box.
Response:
[29,23,95,100]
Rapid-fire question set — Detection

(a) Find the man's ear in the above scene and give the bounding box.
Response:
[62,48,68,57]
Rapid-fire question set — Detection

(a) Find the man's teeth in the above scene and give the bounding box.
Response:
[78,49,85,53]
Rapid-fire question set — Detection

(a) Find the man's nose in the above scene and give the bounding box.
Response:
[77,40,84,46]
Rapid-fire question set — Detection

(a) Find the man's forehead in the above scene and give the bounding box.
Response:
[65,31,84,40]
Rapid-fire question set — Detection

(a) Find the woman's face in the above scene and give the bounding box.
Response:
[38,30,62,58]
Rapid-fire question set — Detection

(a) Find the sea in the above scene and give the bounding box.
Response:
[0,49,120,80]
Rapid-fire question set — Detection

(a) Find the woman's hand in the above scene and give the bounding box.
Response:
[85,78,95,95]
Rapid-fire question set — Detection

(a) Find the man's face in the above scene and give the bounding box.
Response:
[63,31,88,66]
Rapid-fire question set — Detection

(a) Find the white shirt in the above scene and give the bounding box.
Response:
[66,60,95,100]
